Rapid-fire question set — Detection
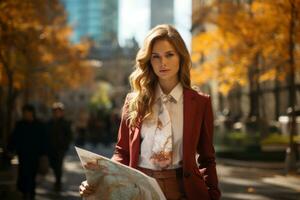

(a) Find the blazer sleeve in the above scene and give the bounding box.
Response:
[111,94,130,165]
[197,96,221,200]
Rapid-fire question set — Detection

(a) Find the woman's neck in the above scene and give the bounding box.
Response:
[159,79,179,94]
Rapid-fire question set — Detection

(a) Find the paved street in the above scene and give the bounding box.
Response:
[218,161,300,200]
[2,143,300,200]
[35,143,115,200]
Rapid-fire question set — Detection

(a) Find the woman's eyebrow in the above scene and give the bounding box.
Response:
[151,50,175,54]
[165,50,175,54]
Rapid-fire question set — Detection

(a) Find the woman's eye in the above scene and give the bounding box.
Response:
[152,55,160,59]
[166,53,174,58]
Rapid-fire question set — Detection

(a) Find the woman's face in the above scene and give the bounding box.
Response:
[150,39,180,84]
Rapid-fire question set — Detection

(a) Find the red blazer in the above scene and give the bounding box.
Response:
[112,88,221,200]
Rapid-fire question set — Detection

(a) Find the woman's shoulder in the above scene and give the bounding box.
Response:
[185,86,211,100]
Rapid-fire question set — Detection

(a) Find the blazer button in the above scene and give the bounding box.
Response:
[184,171,191,178]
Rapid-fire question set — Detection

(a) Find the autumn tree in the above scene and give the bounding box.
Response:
[192,0,299,118]
[192,0,300,170]
[0,0,92,151]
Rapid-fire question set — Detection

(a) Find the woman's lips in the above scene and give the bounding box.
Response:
[159,69,170,73]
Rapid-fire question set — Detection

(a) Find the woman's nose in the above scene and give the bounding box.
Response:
[159,57,167,66]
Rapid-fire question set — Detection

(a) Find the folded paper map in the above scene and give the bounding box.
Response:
[75,147,166,200]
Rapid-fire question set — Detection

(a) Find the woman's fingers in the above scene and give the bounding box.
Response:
[79,181,96,197]
[199,168,207,175]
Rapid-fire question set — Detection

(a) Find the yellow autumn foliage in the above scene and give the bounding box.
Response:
[191,0,300,95]
[0,0,92,103]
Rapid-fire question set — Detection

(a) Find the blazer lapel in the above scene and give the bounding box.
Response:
[129,122,142,168]
[183,89,197,166]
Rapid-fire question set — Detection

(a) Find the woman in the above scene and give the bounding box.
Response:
[80,24,221,200]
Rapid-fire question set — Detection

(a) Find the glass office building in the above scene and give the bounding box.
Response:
[61,0,118,44]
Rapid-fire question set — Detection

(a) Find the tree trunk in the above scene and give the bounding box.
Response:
[285,0,298,172]
[0,86,3,145]
[274,65,281,121]
[248,53,260,119]
[218,92,224,113]
[235,85,243,120]
[0,51,17,152]
[4,68,16,152]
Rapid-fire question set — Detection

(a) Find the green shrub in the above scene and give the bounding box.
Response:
[261,133,300,145]
[224,131,260,146]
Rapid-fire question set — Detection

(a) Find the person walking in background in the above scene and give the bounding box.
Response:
[75,110,88,147]
[8,104,46,200]
[79,24,221,200]
[46,102,72,191]
[109,108,121,144]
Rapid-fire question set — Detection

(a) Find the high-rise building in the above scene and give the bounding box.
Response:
[61,0,118,44]
[150,0,174,28]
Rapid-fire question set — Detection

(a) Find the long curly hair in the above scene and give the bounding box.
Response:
[127,24,192,128]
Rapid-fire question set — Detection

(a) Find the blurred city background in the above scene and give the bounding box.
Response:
[0,0,300,199]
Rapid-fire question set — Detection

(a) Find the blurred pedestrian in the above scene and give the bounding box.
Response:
[79,24,221,200]
[8,104,46,200]
[109,108,121,143]
[75,110,88,147]
[46,102,72,191]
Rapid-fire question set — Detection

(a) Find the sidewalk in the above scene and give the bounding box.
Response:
[218,157,300,199]
[0,161,21,200]
[218,157,300,171]
[0,143,110,200]
[1,150,299,200]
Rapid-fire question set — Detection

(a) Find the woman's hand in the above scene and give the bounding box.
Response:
[79,180,96,197]
[79,160,103,197]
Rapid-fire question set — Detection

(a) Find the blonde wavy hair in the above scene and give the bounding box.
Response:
[127,24,192,128]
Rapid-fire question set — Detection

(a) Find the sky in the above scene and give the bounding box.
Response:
[118,0,192,50]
